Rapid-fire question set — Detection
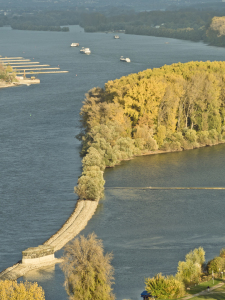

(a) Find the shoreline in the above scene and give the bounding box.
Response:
[0,141,225,281]
[109,139,225,165]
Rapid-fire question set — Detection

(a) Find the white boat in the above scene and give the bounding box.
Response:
[80,47,91,55]
[70,43,79,47]
[120,56,130,63]
[114,35,120,39]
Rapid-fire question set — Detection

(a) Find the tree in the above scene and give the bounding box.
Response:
[176,247,205,285]
[220,248,225,258]
[0,280,45,300]
[207,257,225,273]
[61,233,115,300]
[185,247,205,265]
[176,259,202,285]
[74,166,105,201]
[145,273,185,299]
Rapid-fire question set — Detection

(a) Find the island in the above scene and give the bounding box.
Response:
[75,60,225,201]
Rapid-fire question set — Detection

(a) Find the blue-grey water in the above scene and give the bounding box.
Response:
[1,25,225,300]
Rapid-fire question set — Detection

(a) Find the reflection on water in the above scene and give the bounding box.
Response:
[22,265,56,281]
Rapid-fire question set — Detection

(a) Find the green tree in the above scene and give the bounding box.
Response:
[74,166,105,201]
[176,247,205,285]
[185,247,205,265]
[145,273,185,299]
[61,233,115,300]
[176,259,202,285]
[207,257,225,273]
[220,248,225,258]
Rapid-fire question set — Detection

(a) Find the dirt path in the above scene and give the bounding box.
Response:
[182,281,225,300]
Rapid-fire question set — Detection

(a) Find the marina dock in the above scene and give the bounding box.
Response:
[0,56,69,86]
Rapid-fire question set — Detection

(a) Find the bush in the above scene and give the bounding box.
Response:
[197,131,211,145]
[145,273,185,299]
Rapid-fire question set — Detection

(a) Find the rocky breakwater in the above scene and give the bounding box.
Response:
[0,200,98,280]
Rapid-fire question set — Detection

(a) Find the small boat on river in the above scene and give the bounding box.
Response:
[120,56,130,62]
[80,47,91,55]
[114,35,120,39]
[70,43,79,47]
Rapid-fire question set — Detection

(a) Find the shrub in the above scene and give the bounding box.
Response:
[145,136,158,151]
[169,141,182,151]
[197,131,210,145]
[145,273,185,299]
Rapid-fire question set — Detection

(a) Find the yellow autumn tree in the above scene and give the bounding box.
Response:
[0,280,45,300]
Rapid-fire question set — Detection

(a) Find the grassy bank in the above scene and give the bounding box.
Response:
[186,279,223,295]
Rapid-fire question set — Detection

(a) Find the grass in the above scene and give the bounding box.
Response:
[186,279,223,295]
[191,293,225,300]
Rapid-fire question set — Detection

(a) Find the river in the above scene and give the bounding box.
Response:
[1,25,225,300]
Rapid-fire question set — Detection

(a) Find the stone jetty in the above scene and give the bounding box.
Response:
[0,200,98,280]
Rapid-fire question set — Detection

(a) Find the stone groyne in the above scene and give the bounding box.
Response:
[0,200,98,280]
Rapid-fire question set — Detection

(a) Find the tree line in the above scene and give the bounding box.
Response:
[80,9,225,47]
[75,61,225,200]
[145,246,225,298]
[2,7,225,45]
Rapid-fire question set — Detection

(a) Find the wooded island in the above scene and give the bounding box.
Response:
[75,61,225,201]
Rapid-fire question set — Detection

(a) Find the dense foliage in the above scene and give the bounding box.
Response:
[0,280,45,300]
[207,248,225,274]
[61,233,115,300]
[0,10,79,31]
[11,24,69,31]
[176,247,205,285]
[145,273,185,299]
[145,246,225,299]
[2,7,225,45]
[79,9,225,46]
[76,61,225,200]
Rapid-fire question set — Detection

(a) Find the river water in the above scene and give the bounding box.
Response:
[1,25,225,300]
